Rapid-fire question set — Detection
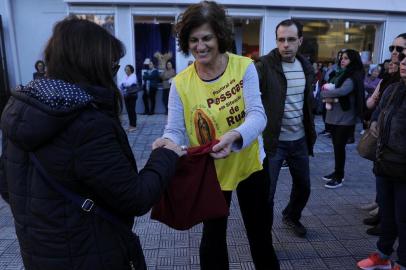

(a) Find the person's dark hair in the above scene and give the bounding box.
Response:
[336,49,364,87]
[125,64,135,73]
[396,33,406,39]
[34,60,45,72]
[383,59,391,64]
[44,16,125,115]
[175,1,233,55]
[335,49,365,119]
[275,19,303,38]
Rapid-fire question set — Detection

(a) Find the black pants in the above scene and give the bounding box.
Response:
[376,176,406,267]
[322,108,332,132]
[162,88,169,114]
[199,169,280,270]
[330,124,354,178]
[142,87,157,114]
[124,94,137,127]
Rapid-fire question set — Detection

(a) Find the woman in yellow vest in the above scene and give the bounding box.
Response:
[153,1,280,269]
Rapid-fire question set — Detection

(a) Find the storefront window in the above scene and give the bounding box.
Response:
[133,16,176,83]
[296,19,379,64]
[74,14,115,35]
[232,18,261,61]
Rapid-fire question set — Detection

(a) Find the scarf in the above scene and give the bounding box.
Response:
[329,68,346,86]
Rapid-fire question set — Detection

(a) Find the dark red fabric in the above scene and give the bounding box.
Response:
[151,140,229,230]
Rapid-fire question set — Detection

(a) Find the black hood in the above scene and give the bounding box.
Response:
[1,79,94,151]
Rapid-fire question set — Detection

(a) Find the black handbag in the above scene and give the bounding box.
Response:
[124,84,140,97]
[29,153,146,270]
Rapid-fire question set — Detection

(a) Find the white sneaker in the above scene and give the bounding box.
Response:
[369,207,379,216]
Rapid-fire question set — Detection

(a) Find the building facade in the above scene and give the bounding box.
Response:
[1,0,406,91]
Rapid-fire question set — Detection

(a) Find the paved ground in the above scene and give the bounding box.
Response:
[0,115,387,270]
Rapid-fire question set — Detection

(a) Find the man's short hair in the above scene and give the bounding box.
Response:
[275,19,303,38]
[396,33,406,40]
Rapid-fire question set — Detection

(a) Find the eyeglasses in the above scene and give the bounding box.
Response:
[112,63,120,76]
[389,45,405,53]
[277,37,298,43]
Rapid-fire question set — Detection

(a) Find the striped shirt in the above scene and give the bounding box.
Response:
[279,59,305,141]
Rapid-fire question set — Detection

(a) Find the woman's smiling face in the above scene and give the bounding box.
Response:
[188,23,220,66]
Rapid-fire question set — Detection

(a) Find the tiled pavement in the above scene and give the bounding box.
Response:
[0,115,388,269]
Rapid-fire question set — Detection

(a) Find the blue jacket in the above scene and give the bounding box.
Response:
[143,68,160,89]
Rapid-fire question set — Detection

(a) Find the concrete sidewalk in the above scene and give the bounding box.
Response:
[0,115,382,270]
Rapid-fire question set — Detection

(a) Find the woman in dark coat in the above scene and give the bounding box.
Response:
[357,52,406,270]
[0,16,183,270]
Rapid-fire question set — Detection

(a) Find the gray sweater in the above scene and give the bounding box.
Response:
[322,78,357,125]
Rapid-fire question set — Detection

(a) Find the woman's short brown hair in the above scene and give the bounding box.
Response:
[175,1,233,55]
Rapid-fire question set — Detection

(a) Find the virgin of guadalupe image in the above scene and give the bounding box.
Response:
[193,110,216,145]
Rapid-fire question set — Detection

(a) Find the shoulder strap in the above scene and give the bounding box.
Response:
[29,152,132,235]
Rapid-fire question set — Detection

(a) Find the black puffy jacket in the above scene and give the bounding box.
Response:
[0,79,178,270]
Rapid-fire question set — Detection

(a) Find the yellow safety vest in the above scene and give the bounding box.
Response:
[175,53,262,190]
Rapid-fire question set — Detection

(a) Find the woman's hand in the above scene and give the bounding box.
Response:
[152,138,186,157]
[322,83,335,91]
[210,130,241,159]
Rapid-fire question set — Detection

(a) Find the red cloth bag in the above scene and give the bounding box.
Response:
[151,140,229,230]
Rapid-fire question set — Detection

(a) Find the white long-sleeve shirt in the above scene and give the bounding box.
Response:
[119,73,137,92]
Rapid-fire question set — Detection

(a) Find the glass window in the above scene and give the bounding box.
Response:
[133,16,176,84]
[74,14,115,35]
[231,18,261,61]
[296,19,380,64]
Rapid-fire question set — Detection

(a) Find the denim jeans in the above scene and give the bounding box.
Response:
[376,176,406,267]
[265,137,311,224]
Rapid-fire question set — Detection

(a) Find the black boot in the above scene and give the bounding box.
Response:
[363,214,380,226]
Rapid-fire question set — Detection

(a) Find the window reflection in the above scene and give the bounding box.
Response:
[74,14,115,35]
[297,19,379,64]
[231,18,261,61]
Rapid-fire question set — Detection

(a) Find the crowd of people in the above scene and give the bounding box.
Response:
[0,1,405,270]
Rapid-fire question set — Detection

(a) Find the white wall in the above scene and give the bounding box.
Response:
[115,6,135,86]
[0,0,20,88]
[262,9,290,54]
[381,15,406,61]
[66,0,406,13]
[12,0,66,86]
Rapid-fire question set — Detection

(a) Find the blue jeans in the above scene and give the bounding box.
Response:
[376,176,406,267]
[265,137,311,223]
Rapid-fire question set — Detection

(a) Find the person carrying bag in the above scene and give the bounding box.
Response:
[0,17,184,270]
[357,87,398,161]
